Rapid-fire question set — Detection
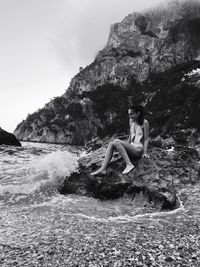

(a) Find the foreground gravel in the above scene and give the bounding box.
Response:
[0,185,200,267]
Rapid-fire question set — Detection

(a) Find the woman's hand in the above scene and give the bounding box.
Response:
[142,153,150,159]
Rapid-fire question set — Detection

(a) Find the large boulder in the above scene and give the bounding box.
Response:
[60,138,200,210]
[0,127,21,146]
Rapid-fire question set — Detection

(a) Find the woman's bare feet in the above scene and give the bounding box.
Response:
[90,168,106,176]
[122,164,135,174]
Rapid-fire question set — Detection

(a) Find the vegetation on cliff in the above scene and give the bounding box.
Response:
[14,0,200,146]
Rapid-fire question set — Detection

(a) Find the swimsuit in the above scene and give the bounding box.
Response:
[130,122,144,149]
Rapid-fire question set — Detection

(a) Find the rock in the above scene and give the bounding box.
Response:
[165,256,175,262]
[0,127,21,146]
[14,0,200,146]
[84,137,104,152]
[60,143,199,210]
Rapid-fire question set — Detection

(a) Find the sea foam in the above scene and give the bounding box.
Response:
[27,151,79,187]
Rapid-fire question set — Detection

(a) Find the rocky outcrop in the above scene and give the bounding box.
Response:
[0,127,21,146]
[14,0,200,145]
[59,139,200,209]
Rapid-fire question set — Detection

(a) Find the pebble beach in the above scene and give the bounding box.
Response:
[1,185,200,267]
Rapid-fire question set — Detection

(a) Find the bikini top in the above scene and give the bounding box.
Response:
[130,122,144,146]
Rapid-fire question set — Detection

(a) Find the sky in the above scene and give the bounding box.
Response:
[0,0,164,133]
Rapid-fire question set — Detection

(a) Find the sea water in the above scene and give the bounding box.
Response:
[0,142,185,247]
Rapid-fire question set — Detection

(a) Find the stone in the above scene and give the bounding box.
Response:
[59,143,200,210]
[0,127,21,146]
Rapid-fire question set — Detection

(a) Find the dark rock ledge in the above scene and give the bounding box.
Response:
[60,138,200,211]
[0,127,21,146]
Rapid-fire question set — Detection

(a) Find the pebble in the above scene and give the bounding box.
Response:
[169,244,175,249]
[178,244,184,249]
[37,255,44,260]
[165,256,174,262]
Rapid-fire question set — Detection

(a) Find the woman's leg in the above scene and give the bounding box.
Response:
[91,141,115,175]
[113,139,143,174]
[91,139,142,175]
[114,139,143,158]
[113,140,132,166]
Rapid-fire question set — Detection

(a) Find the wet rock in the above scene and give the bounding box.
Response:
[60,144,200,210]
[0,127,21,146]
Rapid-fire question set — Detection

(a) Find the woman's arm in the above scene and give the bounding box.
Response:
[127,118,133,143]
[143,120,150,158]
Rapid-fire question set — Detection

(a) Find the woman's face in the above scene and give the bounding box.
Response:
[128,109,139,121]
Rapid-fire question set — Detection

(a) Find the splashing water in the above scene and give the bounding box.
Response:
[26,151,79,187]
[0,143,79,203]
[185,67,200,76]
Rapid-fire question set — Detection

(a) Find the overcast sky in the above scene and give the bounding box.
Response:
[0,0,164,133]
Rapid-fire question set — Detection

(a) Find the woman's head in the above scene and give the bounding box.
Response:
[128,105,144,125]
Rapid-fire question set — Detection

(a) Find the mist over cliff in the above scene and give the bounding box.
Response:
[14,0,200,145]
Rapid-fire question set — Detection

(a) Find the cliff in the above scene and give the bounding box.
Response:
[14,0,200,145]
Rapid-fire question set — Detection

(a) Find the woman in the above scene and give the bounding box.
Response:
[91,105,149,175]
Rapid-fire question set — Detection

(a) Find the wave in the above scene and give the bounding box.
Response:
[27,150,79,186]
[0,150,79,204]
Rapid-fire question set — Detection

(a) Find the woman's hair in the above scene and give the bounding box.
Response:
[129,105,144,125]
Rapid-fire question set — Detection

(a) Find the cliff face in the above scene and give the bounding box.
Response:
[14,0,200,145]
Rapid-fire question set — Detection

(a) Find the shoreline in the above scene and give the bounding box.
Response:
[1,185,200,267]
[20,140,78,146]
